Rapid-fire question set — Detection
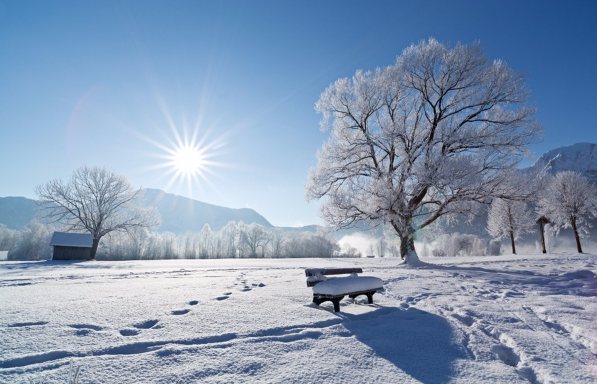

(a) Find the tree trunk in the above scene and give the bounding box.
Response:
[399,232,422,266]
[570,218,583,253]
[90,238,100,260]
[539,222,547,254]
[509,231,516,254]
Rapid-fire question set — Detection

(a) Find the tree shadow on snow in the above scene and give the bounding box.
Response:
[341,306,467,384]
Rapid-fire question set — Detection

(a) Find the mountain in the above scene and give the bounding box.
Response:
[0,189,275,234]
[524,142,597,181]
[0,197,39,230]
[446,142,597,241]
[142,188,272,233]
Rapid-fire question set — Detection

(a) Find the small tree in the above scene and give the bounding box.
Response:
[538,171,597,253]
[306,38,541,265]
[241,223,270,258]
[36,166,160,260]
[487,198,535,254]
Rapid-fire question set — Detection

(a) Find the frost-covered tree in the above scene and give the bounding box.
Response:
[219,221,239,258]
[241,223,270,258]
[12,220,53,260]
[306,38,542,265]
[0,224,17,252]
[538,171,597,253]
[199,224,214,258]
[487,198,535,254]
[36,166,160,260]
[270,228,285,258]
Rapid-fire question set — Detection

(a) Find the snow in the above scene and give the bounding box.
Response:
[1,254,596,383]
[312,275,383,296]
[49,232,93,248]
[526,142,597,180]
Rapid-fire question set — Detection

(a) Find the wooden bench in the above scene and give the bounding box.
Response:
[305,268,383,312]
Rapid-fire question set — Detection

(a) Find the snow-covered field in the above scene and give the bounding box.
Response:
[1,254,596,384]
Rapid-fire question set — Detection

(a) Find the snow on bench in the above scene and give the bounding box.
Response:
[305,268,383,312]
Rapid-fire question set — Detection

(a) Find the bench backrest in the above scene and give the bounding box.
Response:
[305,268,363,287]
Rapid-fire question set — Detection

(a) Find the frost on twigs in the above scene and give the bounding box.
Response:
[307,38,542,261]
[538,171,597,253]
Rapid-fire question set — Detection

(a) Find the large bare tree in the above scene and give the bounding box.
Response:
[36,166,160,260]
[306,39,542,265]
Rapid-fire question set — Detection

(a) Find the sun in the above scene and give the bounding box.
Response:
[139,119,228,197]
[171,144,206,176]
[155,128,223,194]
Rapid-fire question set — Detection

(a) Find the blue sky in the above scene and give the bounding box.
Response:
[1,0,596,227]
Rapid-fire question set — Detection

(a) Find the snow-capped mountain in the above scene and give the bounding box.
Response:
[524,142,597,181]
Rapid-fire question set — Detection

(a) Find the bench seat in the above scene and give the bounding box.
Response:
[312,276,383,296]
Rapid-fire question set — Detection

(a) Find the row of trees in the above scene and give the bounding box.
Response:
[487,171,597,254]
[0,222,53,260]
[100,222,348,260]
[28,166,358,261]
[0,220,358,260]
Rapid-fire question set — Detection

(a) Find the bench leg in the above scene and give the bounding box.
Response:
[331,298,341,312]
[313,295,344,312]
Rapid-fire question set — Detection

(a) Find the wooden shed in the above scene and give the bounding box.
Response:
[50,232,94,260]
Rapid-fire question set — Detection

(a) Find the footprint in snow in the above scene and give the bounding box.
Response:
[69,324,103,331]
[8,321,48,327]
[215,296,230,301]
[189,300,199,306]
[133,319,159,329]
[119,329,140,337]
[172,309,190,315]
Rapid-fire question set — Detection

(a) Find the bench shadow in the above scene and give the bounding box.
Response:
[341,306,467,384]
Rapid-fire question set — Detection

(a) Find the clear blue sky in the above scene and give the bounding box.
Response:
[1,0,596,227]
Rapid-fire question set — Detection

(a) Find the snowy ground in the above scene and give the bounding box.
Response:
[1,254,596,384]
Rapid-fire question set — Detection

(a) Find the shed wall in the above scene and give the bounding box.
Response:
[52,246,92,261]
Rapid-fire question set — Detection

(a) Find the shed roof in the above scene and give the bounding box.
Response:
[50,232,93,248]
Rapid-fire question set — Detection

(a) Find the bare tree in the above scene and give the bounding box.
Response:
[487,198,535,254]
[306,38,542,265]
[35,166,160,260]
[538,171,597,253]
[241,223,270,258]
[270,228,285,258]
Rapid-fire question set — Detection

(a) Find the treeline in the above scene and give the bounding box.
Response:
[0,221,53,260]
[0,221,363,260]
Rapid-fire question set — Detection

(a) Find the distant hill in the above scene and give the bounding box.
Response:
[446,142,597,241]
[0,189,276,234]
[525,142,597,181]
[0,197,39,230]
[142,188,272,233]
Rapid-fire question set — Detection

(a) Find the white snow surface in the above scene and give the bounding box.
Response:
[49,232,93,248]
[1,254,596,384]
[313,275,383,296]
